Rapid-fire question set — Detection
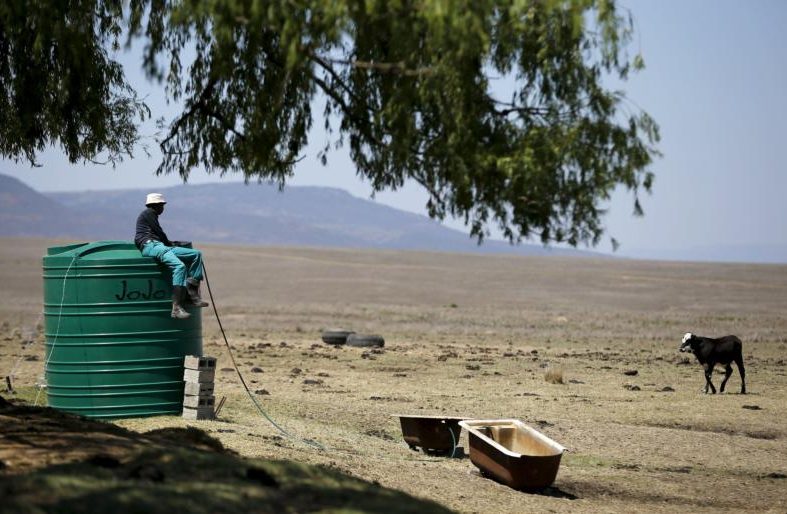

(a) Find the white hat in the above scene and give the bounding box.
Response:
[145,193,166,205]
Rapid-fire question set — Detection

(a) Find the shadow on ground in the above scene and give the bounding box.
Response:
[0,396,453,514]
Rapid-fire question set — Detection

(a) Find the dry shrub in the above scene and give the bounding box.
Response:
[544,367,564,385]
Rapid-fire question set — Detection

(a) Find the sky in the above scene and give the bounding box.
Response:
[2,0,786,263]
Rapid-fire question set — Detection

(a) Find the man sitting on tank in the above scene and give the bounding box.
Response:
[134,193,208,319]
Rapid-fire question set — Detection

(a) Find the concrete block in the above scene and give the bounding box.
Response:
[184,381,215,396]
[184,368,215,383]
[183,395,215,409]
[184,355,217,371]
[182,406,215,420]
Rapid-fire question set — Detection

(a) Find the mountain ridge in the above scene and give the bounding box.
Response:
[1,173,597,257]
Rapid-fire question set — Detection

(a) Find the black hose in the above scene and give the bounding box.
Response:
[202,264,325,451]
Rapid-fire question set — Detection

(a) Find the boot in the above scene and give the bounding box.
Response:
[171,286,191,319]
[186,278,209,307]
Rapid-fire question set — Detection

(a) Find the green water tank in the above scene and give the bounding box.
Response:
[42,241,202,418]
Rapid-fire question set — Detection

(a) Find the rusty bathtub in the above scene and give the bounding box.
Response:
[459,419,565,490]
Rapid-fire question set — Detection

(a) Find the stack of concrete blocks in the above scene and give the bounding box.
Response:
[183,355,216,420]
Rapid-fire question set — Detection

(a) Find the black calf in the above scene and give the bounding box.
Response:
[679,333,746,394]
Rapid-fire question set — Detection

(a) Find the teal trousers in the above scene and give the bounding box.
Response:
[141,241,204,287]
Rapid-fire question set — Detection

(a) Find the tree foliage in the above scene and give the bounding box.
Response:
[0,1,148,166]
[0,0,659,246]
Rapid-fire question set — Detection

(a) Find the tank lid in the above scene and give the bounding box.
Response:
[46,242,90,256]
[44,241,149,266]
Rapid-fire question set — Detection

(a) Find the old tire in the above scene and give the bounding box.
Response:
[346,334,385,348]
[321,330,354,345]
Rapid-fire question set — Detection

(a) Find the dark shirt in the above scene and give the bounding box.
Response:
[134,207,172,249]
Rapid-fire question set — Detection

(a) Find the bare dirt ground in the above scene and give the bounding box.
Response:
[2,237,786,513]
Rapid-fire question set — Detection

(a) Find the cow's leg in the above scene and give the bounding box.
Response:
[704,363,716,394]
[720,364,733,393]
[735,355,746,394]
[701,363,709,393]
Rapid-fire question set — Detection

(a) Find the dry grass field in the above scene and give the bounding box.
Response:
[2,237,786,513]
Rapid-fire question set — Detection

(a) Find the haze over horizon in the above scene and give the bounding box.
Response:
[2,1,786,264]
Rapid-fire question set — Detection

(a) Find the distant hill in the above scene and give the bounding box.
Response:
[0,174,113,238]
[0,174,594,257]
